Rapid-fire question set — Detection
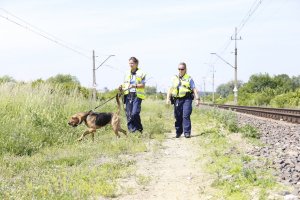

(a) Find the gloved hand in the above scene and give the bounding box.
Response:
[118,85,123,91]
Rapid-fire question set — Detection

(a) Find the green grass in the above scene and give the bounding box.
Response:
[0,83,171,199]
[1,82,285,199]
[136,175,151,186]
[204,107,260,139]
[0,134,149,199]
[192,107,284,199]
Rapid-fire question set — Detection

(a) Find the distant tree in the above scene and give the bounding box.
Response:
[216,80,243,98]
[46,74,80,85]
[45,74,82,96]
[31,78,45,88]
[145,86,157,95]
[291,75,300,90]
[0,75,16,84]
[273,74,292,93]
[240,73,275,93]
[103,87,109,93]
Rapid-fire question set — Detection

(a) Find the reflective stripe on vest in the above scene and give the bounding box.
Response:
[171,74,192,98]
[122,68,146,100]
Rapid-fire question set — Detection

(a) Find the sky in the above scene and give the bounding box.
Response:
[0,0,299,92]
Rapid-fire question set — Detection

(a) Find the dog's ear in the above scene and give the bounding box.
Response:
[77,116,82,124]
[72,116,80,124]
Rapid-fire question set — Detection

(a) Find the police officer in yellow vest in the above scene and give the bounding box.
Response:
[120,57,146,133]
[166,62,200,138]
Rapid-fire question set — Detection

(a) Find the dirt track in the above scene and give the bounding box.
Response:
[116,132,215,200]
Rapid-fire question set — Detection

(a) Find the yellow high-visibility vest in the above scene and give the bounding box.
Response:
[122,68,146,100]
[171,74,192,98]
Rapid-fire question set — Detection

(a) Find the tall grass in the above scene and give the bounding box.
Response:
[141,99,172,139]
[0,83,171,199]
[0,83,96,155]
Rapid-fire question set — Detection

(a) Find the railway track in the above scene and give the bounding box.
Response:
[201,103,300,124]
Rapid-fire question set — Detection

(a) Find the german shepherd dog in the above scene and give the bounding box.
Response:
[68,94,127,141]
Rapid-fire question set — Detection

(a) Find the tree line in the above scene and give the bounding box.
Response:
[214,73,300,108]
[0,74,164,100]
[2,73,298,107]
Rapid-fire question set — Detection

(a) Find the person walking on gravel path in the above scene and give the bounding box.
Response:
[119,57,146,133]
[166,62,200,138]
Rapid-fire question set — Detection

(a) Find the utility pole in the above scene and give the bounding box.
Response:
[202,77,206,103]
[155,83,157,99]
[231,27,242,105]
[204,63,215,104]
[92,50,115,101]
[212,64,215,104]
[92,50,96,101]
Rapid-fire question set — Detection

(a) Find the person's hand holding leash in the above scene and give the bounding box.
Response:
[118,85,123,92]
[195,99,200,107]
[166,98,170,104]
[129,84,137,89]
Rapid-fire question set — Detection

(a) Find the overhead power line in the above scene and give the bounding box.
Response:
[0,8,91,55]
[0,9,91,59]
[236,0,264,34]
[214,0,265,56]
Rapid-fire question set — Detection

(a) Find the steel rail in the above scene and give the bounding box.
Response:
[201,103,300,124]
[217,105,300,115]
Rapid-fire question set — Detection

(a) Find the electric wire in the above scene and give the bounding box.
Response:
[0,11,120,74]
[219,0,264,55]
[0,8,92,55]
[210,0,265,67]
[236,0,264,34]
[0,12,91,59]
[236,0,260,32]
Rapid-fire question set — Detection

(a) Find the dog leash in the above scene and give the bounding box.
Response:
[93,88,130,111]
[93,94,118,111]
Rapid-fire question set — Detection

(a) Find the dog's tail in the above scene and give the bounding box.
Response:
[116,93,121,115]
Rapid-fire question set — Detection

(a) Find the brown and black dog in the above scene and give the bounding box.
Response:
[68,94,127,141]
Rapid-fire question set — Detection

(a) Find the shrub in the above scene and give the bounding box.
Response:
[270,90,300,108]
[239,125,260,139]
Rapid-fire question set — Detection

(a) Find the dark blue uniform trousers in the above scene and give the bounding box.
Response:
[174,98,192,137]
[125,94,143,133]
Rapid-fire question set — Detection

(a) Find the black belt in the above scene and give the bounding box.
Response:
[128,92,136,98]
[175,96,189,100]
[174,93,193,100]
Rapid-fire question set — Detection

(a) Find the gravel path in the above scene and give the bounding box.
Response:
[116,132,215,200]
[114,109,300,199]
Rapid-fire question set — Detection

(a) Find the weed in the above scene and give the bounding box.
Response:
[136,175,151,186]
[241,155,252,163]
[240,125,260,139]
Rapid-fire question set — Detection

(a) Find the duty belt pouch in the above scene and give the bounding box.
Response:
[170,96,175,105]
[186,92,194,100]
[129,92,136,99]
[123,95,127,104]
[191,93,195,100]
